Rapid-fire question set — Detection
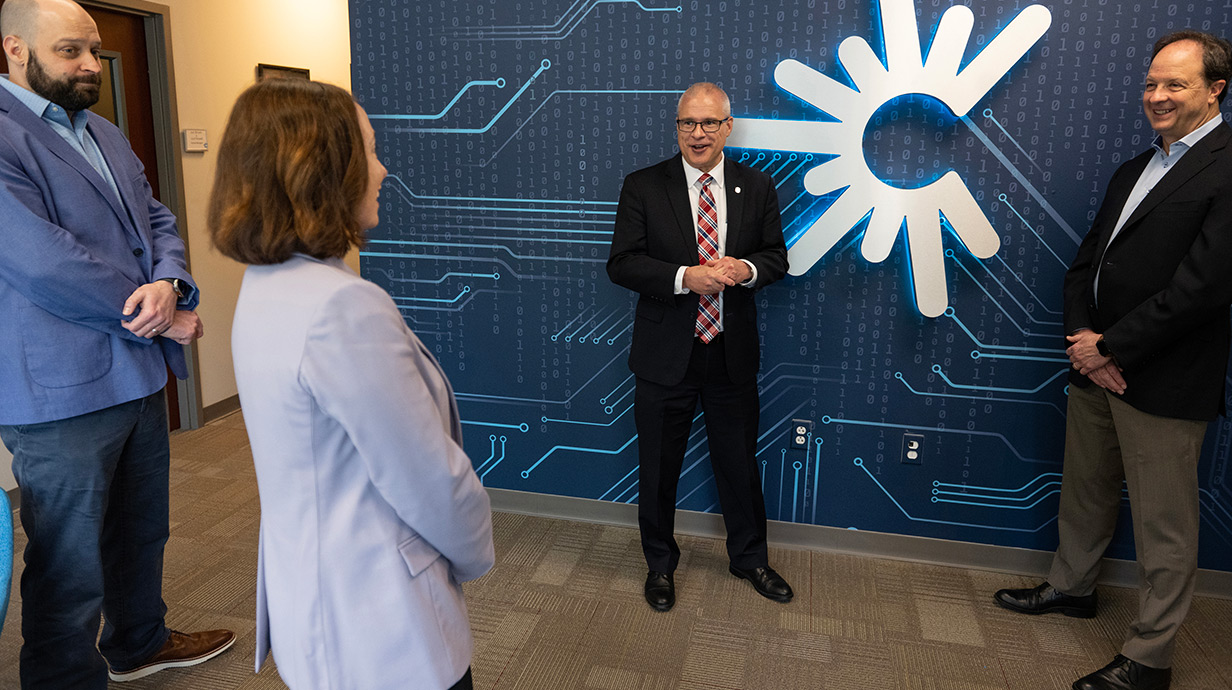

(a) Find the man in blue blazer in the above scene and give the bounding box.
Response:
[995,31,1232,690]
[0,0,232,687]
[608,83,790,612]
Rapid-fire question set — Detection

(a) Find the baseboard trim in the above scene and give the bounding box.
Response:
[486,487,1232,600]
[202,394,241,424]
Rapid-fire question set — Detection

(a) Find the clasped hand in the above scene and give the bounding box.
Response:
[1065,330,1126,395]
[120,281,204,344]
[683,257,751,295]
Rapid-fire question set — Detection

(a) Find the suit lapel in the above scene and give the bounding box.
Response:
[663,154,697,255]
[87,115,143,239]
[1115,124,1228,242]
[724,157,745,256]
[0,90,132,227]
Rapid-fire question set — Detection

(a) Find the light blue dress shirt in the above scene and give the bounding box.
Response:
[0,75,124,205]
[1095,114,1224,300]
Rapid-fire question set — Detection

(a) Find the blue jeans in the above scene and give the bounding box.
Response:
[0,392,171,689]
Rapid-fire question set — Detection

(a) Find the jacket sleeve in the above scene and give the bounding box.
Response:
[299,280,495,582]
[0,142,149,341]
[1103,181,1232,369]
[742,174,788,290]
[607,172,685,300]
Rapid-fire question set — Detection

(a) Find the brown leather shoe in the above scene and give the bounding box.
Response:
[108,629,236,682]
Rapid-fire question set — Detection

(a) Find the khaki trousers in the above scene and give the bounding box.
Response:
[1048,383,1206,668]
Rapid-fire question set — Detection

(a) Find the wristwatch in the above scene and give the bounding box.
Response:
[1096,335,1112,358]
[159,277,186,299]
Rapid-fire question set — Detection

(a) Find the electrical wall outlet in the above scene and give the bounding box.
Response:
[789,419,812,449]
[901,433,925,464]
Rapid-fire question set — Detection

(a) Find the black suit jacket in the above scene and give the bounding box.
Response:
[1063,121,1232,421]
[607,154,788,386]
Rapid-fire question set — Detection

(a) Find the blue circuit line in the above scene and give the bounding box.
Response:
[931,364,1068,394]
[391,286,471,304]
[369,78,505,120]
[893,374,1066,416]
[479,436,508,481]
[982,109,1046,174]
[477,88,683,165]
[521,434,640,479]
[418,222,614,236]
[950,245,1062,327]
[542,403,633,427]
[854,458,1059,533]
[401,60,551,134]
[461,419,529,432]
[475,435,501,473]
[812,437,823,524]
[993,255,1062,315]
[418,232,610,247]
[946,250,1057,336]
[933,492,1058,510]
[384,173,616,208]
[364,243,606,264]
[936,473,1062,493]
[935,482,1060,504]
[825,417,1052,465]
[450,0,681,40]
[973,352,1070,364]
[455,347,628,405]
[601,373,635,404]
[580,308,620,342]
[552,308,592,341]
[568,307,609,341]
[997,193,1068,266]
[599,465,640,501]
[945,308,1063,353]
[962,115,1082,245]
[370,269,499,285]
[771,153,799,177]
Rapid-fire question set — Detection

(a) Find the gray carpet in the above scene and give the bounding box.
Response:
[0,411,1228,689]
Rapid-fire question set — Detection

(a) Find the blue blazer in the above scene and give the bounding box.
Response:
[0,84,197,425]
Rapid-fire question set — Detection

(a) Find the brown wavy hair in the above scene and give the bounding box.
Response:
[208,79,367,264]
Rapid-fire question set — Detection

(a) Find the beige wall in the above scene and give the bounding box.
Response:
[163,0,355,410]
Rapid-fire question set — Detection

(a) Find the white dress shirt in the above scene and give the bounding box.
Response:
[673,155,757,332]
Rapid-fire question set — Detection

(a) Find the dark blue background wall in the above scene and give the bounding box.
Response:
[349,0,1232,572]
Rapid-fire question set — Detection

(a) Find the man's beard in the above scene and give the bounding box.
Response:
[27,50,101,113]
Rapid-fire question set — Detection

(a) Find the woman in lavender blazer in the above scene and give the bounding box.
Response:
[209,79,493,690]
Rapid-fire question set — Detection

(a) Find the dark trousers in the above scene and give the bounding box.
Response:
[633,335,768,573]
[450,668,474,690]
[0,392,172,690]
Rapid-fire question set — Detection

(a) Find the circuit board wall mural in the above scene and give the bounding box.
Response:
[349,0,1232,572]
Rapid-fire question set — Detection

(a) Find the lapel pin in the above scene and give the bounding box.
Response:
[734,186,741,194]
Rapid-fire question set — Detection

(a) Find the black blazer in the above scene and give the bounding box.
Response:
[607,154,788,387]
[1063,121,1232,421]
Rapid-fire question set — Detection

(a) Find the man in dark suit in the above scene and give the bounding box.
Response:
[994,31,1232,690]
[608,82,790,612]
[0,0,232,687]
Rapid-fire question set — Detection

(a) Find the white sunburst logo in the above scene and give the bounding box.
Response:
[729,0,1052,317]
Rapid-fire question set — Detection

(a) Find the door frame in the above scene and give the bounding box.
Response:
[82,0,203,430]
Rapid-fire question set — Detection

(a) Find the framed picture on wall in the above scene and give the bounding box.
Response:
[256,64,310,82]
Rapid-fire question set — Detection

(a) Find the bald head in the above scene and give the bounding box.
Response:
[677,82,731,118]
[2,0,101,112]
[2,0,88,43]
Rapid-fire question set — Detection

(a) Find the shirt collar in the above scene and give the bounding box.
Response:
[1151,113,1224,157]
[0,74,89,136]
[682,153,725,190]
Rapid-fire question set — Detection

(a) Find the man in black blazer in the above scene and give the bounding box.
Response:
[608,83,789,612]
[995,32,1232,690]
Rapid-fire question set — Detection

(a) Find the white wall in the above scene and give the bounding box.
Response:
[1,0,355,492]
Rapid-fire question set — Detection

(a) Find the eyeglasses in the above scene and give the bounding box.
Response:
[676,117,731,133]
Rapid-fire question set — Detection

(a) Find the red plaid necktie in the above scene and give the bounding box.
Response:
[695,174,721,343]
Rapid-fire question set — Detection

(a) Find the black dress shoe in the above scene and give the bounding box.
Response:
[644,571,674,611]
[729,565,793,602]
[994,581,1097,618]
[1072,655,1171,690]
